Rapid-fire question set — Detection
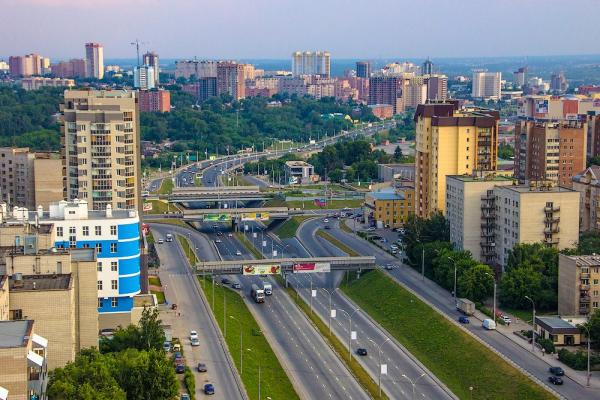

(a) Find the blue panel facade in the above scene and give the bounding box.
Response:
[119,274,141,295]
[118,256,141,275]
[98,296,134,313]
[118,222,140,240]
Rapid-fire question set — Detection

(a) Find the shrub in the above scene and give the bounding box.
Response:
[536,337,555,354]
[184,366,196,400]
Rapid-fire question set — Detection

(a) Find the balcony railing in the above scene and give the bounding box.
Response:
[580,284,591,291]
[581,273,590,279]
[544,227,560,234]
[544,206,560,212]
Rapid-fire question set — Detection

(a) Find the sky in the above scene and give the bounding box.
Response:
[2,0,599,60]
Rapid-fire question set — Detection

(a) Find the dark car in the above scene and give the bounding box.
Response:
[324,225,331,230]
[548,376,563,385]
[356,348,368,356]
[458,316,470,324]
[549,367,565,376]
[197,363,207,372]
[221,278,231,285]
[204,383,215,395]
[175,364,185,374]
[173,351,183,360]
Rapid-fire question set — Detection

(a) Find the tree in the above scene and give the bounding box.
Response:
[457,263,494,302]
[583,309,600,351]
[393,145,403,161]
[499,265,543,309]
[100,306,165,353]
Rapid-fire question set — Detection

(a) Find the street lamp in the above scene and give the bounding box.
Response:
[339,308,360,358]
[246,348,261,399]
[524,295,536,353]
[579,322,592,387]
[485,272,497,324]
[368,337,391,397]
[229,316,243,375]
[401,373,426,400]
[307,274,315,314]
[321,288,340,335]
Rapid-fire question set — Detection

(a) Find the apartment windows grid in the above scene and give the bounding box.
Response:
[95,243,102,253]
[56,226,63,237]
[110,225,117,235]
[112,298,118,307]
[110,243,117,253]
[111,261,118,272]
[83,226,89,236]
[97,280,103,290]
[111,280,118,290]
[97,262,102,272]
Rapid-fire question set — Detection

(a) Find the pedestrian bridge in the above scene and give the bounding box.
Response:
[194,256,376,275]
[165,186,273,202]
[182,207,290,221]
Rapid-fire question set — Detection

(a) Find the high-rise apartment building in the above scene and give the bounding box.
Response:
[414,101,499,217]
[142,51,159,86]
[558,254,600,316]
[356,61,371,78]
[472,71,502,100]
[85,43,104,79]
[422,58,434,75]
[515,119,587,188]
[8,54,47,77]
[217,62,245,100]
[175,60,218,79]
[292,51,331,78]
[551,72,568,94]
[134,65,156,90]
[0,148,64,209]
[61,90,141,211]
[425,75,448,101]
[51,59,86,78]
[572,165,600,232]
[513,67,527,88]
[139,89,170,113]
[368,75,404,114]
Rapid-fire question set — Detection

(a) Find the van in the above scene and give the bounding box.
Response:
[482,318,496,330]
[165,233,173,242]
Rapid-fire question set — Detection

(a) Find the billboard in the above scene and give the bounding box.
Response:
[143,202,153,212]
[293,262,331,273]
[243,264,281,275]
[241,212,270,221]
[203,213,232,222]
[534,99,549,114]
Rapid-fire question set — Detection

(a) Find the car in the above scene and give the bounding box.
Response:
[157,238,164,244]
[197,363,207,372]
[458,316,470,324]
[163,341,171,352]
[180,394,190,400]
[190,330,199,341]
[191,338,200,346]
[228,233,233,237]
[204,384,215,395]
[221,278,231,285]
[217,231,223,236]
[356,348,368,356]
[175,364,185,374]
[173,351,183,360]
[323,218,329,223]
[232,282,242,289]
[366,227,376,231]
[215,239,222,243]
[99,328,115,339]
[236,250,242,256]
[391,249,398,255]
[324,225,331,230]
[384,264,394,270]
[212,224,218,229]
[548,376,563,385]
[549,366,565,376]
[343,207,351,210]
[500,315,512,324]
[399,229,406,235]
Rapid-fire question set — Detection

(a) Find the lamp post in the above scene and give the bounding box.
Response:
[525,295,536,353]
[485,272,497,324]
[246,348,261,399]
[339,308,360,358]
[321,288,339,335]
[580,322,592,387]
[368,337,391,397]
[307,274,314,314]
[401,373,426,400]
[229,316,243,375]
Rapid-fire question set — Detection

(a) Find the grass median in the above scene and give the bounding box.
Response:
[341,270,554,400]
[177,235,200,265]
[197,274,299,400]
[146,218,190,229]
[317,230,360,256]
[234,232,265,259]
[158,178,174,194]
[274,216,313,239]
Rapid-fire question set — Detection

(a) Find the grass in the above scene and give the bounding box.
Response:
[149,276,161,286]
[286,199,363,210]
[263,198,287,208]
[197,275,299,400]
[341,270,554,400]
[144,218,190,229]
[144,200,179,215]
[177,235,200,265]
[146,230,155,245]
[317,230,360,257]
[234,232,265,259]
[223,174,250,186]
[282,283,388,399]
[152,290,166,304]
[339,219,354,234]
[158,178,174,195]
[194,176,203,187]
[273,216,312,239]
[184,366,196,400]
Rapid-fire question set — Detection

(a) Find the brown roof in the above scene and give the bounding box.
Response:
[10,274,72,291]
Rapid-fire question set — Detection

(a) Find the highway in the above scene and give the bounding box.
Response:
[312,219,600,400]
[150,223,245,400]
[197,222,371,400]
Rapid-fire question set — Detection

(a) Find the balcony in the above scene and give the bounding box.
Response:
[544,216,560,223]
[579,306,590,315]
[481,203,494,209]
[481,231,494,237]
[480,241,496,247]
[580,296,590,304]
[543,237,559,245]
[544,227,560,234]
[544,205,560,213]
[481,249,496,257]
[581,273,591,279]
[481,193,494,200]
[580,284,591,291]
[481,212,495,219]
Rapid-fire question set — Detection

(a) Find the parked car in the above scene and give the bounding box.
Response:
[232,282,242,289]
[323,218,329,223]
[157,239,164,244]
[173,351,183,360]
[228,233,233,237]
[458,316,470,324]
[549,367,565,376]
[221,278,231,285]
[324,225,331,230]
[180,394,190,400]
[236,250,242,256]
[175,364,185,374]
[191,337,200,346]
[215,239,222,243]
[384,264,394,270]
[197,363,207,372]
[356,348,368,356]
[190,330,199,341]
[204,383,215,395]
[99,328,115,339]
[500,315,512,324]
[163,341,171,352]
[217,231,223,236]
[548,376,563,385]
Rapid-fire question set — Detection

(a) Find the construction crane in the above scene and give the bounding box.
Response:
[130,39,147,67]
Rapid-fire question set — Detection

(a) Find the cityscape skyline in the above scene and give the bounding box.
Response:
[3,0,600,59]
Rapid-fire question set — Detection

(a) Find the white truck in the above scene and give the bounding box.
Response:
[251,284,265,303]
[165,233,173,242]
[456,298,475,316]
[482,318,497,330]
[262,282,273,296]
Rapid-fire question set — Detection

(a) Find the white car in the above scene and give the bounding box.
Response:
[215,239,222,243]
[190,330,198,341]
[323,218,329,223]
[191,337,200,346]
[236,250,242,256]
[500,315,512,324]
[157,239,164,244]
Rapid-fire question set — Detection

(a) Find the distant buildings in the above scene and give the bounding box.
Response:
[139,89,170,113]
[369,104,394,119]
[292,51,331,78]
[21,76,74,90]
[551,72,568,94]
[471,70,502,100]
[284,161,315,184]
[134,65,156,90]
[217,61,245,100]
[142,51,160,86]
[414,101,499,217]
[513,67,527,88]
[369,75,403,114]
[572,166,600,231]
[558,254,600,316]
[8,53,49,77]
[356,61,371,78]
[422,58,434,75]
[85,42,104,79]
[175,60,217,79]
[62,90,140,211]
[51,58,86,78]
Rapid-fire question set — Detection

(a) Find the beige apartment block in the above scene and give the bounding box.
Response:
[0,320,48,400]
[446,174,515,265]
[494,183,580,268]
[0,275,8,320]
[61,89,141,212]
[558,254,600,316]
[414,101,499,217]
[572,165,600,231]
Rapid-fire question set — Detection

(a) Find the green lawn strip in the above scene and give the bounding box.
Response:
[149,276,161,286]
[339,219,353,234]
[152,290,166,304]
[144,199,180,215]
[158,178,174,194]
[341,270,554,400]
[197,275,299,400]
[281,280,389,400]
[234,232,265,259]
[194,177,203,187]
[273,216,313,239]
[317,230,360,257]
[286,199,363,210]
[263,198,287,207]
[145,218,190,229]
[183,366,196,400]
[176,235,199,265]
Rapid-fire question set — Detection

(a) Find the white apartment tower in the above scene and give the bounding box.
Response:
[85,43,104,79]
[292,51,330,78]
[472,71,501,100]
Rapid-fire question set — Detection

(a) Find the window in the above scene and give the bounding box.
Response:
[111,280,118,290]
[110,243,117,253]
[83,226,89,236]
[111,298,118,308]
[97,262,102,272]
[111,261,118,272]
[95,243,102,253]
[110,225,117,235]
[98,299,103,308]
[95,226,102,235]
[56,227,63,237]
[10,309,23,320]
[97,280,103,290]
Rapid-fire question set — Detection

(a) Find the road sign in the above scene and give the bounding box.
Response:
[330,309,336,318]
[203,213,231,222]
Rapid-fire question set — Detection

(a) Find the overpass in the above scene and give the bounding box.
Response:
[182,207,289,221]
[193,256,376,275]
[166,186,273,202]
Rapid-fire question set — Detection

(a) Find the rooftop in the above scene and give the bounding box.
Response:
[70,248,96,262]
[535,316,580,334]
[368,188,405,201]
[0,320,33,348]
[560,254,600,267]
[498,184,576,194]
[448,174,515,183]
[285,161,313,167]
[10,274,72,291]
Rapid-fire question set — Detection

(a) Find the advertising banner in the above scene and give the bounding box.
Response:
[203,213,231,222]
[241,212,270,221]
[143,202,153,212]
[534,99,549,114]
[293,262,331,273]
[243,264,281,276]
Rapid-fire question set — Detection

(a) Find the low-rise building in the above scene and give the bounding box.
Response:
[558,254,600,316]
[139,89,170,113]
[284,161,315,185]
[0,320,48,400]
[21,77,75,91]
[369,104,394,119]
[377,163,415,183]
[364,187,414,229]
[572,165,600,231]
[535,316,583,346]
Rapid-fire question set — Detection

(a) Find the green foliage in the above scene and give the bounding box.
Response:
[498,142,515,160]
[243,153,301,175]
[563,231,600,256]
[500,244,558,311]
[184,367,196,400]
[100,307,165,353]
[535,337,556,355]
[583,309,600,351]
[588,155,600,167]
[558,348,600,370]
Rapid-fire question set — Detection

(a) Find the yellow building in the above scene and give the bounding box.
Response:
[364,187,414,229]
[558,254,600,316]
[572,166,600,231]
[414,101,499,217]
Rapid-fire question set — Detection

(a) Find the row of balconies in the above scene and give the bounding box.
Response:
[543,237,560,245]
[480,241,496,247]
[581,272,590,279]
[544,205,560,212]
[544,216,560,223]
[544,227,560,234]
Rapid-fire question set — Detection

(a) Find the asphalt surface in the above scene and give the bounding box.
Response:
[150,223,245,400]
[317,219,600,400]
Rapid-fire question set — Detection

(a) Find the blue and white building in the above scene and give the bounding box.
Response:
[43,200,141,321]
